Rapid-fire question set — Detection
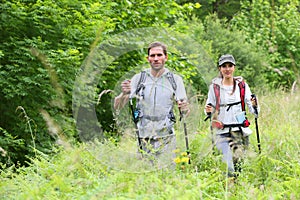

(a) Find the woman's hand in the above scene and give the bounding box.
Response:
[250,94,258,107]
[205,104,214,114]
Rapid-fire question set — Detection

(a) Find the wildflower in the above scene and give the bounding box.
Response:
[174,157,181,164]
[173,149,180,153]
[181,152,187,156]
[181,157,190,163]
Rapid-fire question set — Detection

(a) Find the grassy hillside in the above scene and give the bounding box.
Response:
[1,90,299,199]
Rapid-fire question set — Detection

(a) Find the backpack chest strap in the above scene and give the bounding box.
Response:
[220,101,241,111]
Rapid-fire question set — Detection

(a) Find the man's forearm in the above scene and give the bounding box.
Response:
[114,93,130,110]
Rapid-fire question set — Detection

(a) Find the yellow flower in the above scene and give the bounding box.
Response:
[174,157,181,164]
[181,157,190,163]
[173,149,180,153]
[181,152,187,156]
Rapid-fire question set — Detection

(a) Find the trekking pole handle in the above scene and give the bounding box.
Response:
[206,103,214,116]
[178,99,186,120]
[251,94,259,117]
[251,94,257,103]
[204,103,213,121]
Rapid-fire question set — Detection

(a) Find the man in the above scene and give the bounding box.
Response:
[114,41,189,164]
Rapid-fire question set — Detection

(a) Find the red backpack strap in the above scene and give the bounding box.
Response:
[213,83,220,114]
[238,81,246,111]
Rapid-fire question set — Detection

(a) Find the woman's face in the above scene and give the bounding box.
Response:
[219,63,235,79]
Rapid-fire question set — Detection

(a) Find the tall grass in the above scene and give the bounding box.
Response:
[0,90,299,199]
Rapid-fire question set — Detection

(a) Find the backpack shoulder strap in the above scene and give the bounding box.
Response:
[213,83,220,114]
[136,71,177,95]
[166,72,177,91]
[135,71,147,95]
[238,80,246,111]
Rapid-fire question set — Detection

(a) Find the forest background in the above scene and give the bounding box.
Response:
[0,0,299,199]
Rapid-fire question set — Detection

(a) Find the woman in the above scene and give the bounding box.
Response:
[205,54,259,177]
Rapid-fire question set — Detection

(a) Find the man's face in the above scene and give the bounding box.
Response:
[147,46,168,72]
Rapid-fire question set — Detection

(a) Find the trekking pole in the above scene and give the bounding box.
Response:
[204,103,214,147]
[251,94,261,154]
[129,98,142,152]
[179,100,191,164]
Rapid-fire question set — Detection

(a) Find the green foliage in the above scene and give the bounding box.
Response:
[168,15,270,92]
[1,0,300,198]
[232,0,300,89]
[177,0,242,20]
[1,90,300,199]
[0,0,195,166]
[0,0,89,166]
[201,15,270,90]
[0,127,25,167]
[1,0,299,169]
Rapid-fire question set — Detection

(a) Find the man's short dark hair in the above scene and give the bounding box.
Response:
[147,41,167,56]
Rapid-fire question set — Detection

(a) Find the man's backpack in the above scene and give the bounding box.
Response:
[133,70,178,123]
[213,80,250,128]
[135,70,177,95]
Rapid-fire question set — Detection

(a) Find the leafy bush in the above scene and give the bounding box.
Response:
[0,0,196,166]
[232,0,300,89]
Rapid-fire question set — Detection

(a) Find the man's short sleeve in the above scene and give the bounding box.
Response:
[174,74,187,101]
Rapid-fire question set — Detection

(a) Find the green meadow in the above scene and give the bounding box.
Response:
[1,90,299,200]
